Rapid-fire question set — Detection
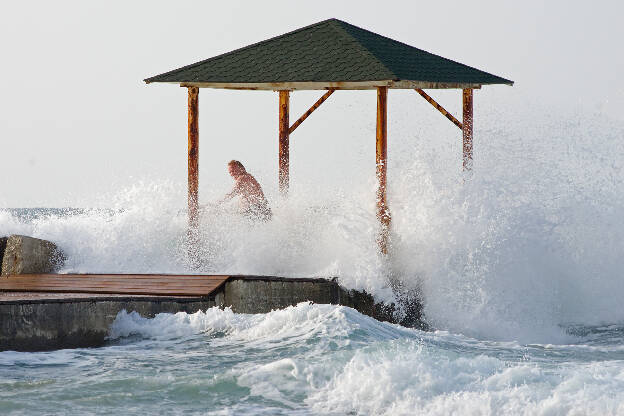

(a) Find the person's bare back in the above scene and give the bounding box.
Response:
[220,160,272,220]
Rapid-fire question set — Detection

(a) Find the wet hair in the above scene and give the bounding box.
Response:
[228,160,246,172]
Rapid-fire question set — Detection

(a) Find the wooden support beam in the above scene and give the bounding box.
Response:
[278,90,290,195]
[176,81,486,91]
[376,86,390,254]
[415,89,463,130]
[462,88,473,170]
[288,89,335,134]
[187,87,199,229]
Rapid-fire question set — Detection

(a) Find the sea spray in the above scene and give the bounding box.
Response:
[1,98,623,344]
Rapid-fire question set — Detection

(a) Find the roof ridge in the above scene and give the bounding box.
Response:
[330,20,398,80]
[327,20,397,80]
[145,19,339,83]
[334,20,512,85]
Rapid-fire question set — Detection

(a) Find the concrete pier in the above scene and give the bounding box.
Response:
[0,276,420,352]
[0,294,215,351]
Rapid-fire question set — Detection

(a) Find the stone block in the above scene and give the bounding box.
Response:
[1,235,66,276]
[0,237,7,269]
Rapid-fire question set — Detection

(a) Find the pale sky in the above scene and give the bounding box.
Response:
[1,0,622,207]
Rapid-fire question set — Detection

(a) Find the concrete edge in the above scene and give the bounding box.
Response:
[228,275,338,283]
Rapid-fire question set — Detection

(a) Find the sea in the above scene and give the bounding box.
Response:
[1,98,624,414]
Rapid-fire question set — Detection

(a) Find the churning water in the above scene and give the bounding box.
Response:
[1,305,624,415]
[1,96,624,414]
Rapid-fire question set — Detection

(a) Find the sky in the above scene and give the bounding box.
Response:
[1,0,623,207]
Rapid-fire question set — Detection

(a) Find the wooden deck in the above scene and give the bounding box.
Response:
[0,274,230,297]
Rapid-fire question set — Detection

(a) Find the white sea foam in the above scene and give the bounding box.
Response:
[105,304,624,415]
[109,302,414,345]
[308,346,624,415]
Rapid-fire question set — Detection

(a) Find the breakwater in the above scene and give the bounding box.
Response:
[0,275,421,351]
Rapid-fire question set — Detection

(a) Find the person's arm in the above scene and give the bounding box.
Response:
[216,182,241,205]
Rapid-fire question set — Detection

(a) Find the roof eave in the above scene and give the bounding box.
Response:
[143,80,511,90]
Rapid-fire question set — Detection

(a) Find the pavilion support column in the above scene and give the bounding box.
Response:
[187,87,199,231]
[462,88,473,171]
[278,90,290,195]
[376,86,390,254]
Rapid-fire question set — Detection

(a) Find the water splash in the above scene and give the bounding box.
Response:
[2,99,623,343]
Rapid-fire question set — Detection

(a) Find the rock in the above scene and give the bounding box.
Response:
[1,235,66,276]
[0,237,7,268]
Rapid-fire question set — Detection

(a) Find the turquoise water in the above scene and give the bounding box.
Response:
[1,304,624,415]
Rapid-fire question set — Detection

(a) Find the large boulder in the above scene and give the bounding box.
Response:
[0,237,7,269]
[1,235,66,276]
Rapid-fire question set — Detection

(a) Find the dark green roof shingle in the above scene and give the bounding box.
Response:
[144,19,512,86]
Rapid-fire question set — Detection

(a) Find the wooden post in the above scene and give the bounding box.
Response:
[278,90,290,195]
[462,88,473,171]
[376,86,390,254]
[188,87,199,230]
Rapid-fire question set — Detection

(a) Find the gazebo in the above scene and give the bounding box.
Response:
[145,18,513,253]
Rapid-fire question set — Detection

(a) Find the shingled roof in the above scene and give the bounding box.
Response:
[145,18,513,90]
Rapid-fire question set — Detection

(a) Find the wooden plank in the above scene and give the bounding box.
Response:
[0,274,230,297]
[0,280,221,288]
[0,282,222,287]
[0,276,227,284]
[10,274,229,280]
[0,283,215,291]
[20,277,227,284]
[0,283,223,290]
[0,274,230,280]
[1,285,221,291]
[0,282,223,289]
[0,283,223,289]
[9,273,228,277]
[0,289,218,297]
[0,285,218,291]
[0,288,212,296]
[2,282,219,291]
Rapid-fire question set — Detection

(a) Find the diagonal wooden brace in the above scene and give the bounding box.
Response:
[289,89,335,134]
[414,89,463,130]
